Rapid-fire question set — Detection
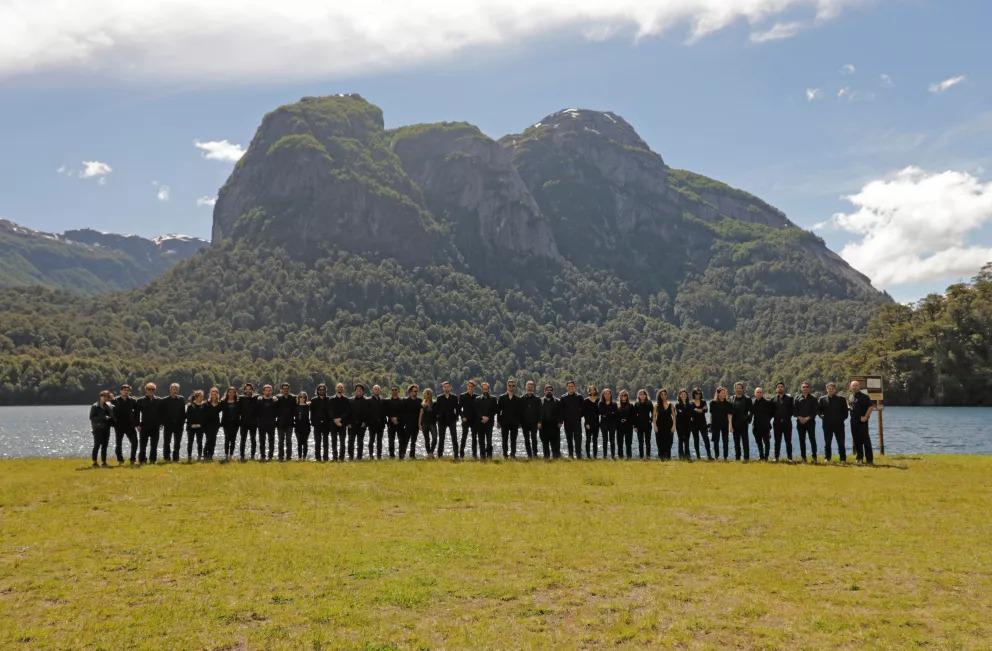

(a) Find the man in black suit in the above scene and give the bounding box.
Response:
[559,380,584,459]
[435,381,459,458]
[818,382,848,462]
[771,382,794,462]
[793,381,818,462]
[538,384,562,459]
[520,381,541,459]
[385,386,403,459]
[729,382,753,461]
[476,382,498,459]
[497,379,521,458]
[848,380,876,465]
[162,383,187,462]
[329,383,351,461]
[135,382,162,464]
[310,383,330,461]
[276,383,296,461]
[458,380,478,459]
[366,384,387,459]
[112,384,139,465]
[349,384,369,460]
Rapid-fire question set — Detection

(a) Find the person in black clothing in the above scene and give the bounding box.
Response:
[220,387,240,461]
[582,385,600,459]
[435,381,459,458]
[329,383,351,461]
[751,387,774,461]
[386,386,403,459]
[709,387,732,461]
[690,388,712,461]
[162,383,186,462]
[275,383,296,461]
[771,382,794,462]
[399,384,420,459]
[538,384,562,459]
[598,388,618,460]
[559,381,584,459]
[848,380,876,464]
[730,382,753,461]
[348,384,369,460]
[458,380,479,459]
[366,385,387,459]
[257,384,278,461]
[520,381,541,459]
[497,380,521,458]
[310,383,330,462]
[418,388,437,457]
[616,390,635,459]
[202,386,223,461]
[237,383,258,461]
[632,389,653,459]
[654,389,674,460]
[793,381,818,462]
[295,392,311,459]
[89,390,115,467]
[818,382,848,462]
[136,382,161,465]
[112,384,139,465]
[675,389,692,460]
[476,383,498,459]
[185,389,207,461]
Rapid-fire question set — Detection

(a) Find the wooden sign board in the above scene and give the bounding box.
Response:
[849,374,884,405]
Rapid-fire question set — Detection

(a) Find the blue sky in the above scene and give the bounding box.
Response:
[1,0,990,302]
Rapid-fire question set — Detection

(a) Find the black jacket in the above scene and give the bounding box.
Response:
[329,395,351,426]
[598,400,618,427]
[818,395,849,425]
[310,395,330,428]
[675,401,693,428]
[135,395,161,429]
[752,398,774,433]
[257,396,277,428]
[690,399,708,425]
[617,402,634,430]
[90,401,115,433]
[435,393,460,424]
[161,395,187,427]
[539,395,561,426]
[276,393,297,427]
[520,394,541,427]
[497,393,521,428]
[401,396,421,427]
[237,394,258,426]
[849,391,874,421]
[350,396,369,428]
[476,393,498,423]
[772,393,794,422]
[582,398,600,430]
[295,403,311,431]
[458,392,478,422]
[709,399,732,429]
[730,394,753,425]
[185,402,208,431]
[632,400,653,430]
[111,395,138,429]
[559,393,584,425]
[793,394,818,419]
[386,397,404,425]
[221,399,240,427]
[656,401,674,431]
[366,395,387,430]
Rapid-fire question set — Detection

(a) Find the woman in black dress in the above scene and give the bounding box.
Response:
[202,386,222,461]
[185,390,207,462]
[690,387,713,460]
[221,386,240,461]
[89,389,115,467]
[598,388,618,460]
[419,388,438,458]
[632,389,654,459]
[675,389,692,460]
[654,389,675,460]
[295,392,311,459]
[616,390,635,459]
[582,385,600,459]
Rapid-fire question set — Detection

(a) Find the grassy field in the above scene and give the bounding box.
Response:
[1,456,990,649]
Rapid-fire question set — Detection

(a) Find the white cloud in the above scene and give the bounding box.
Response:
[823,167,992,288]
[880,73,893,87]
[153,181,170,201]
[929,75,965,94]
[840,63,856,75]
[750,21,803,43]
[59,160,112,184]
[805,87,822,102]
[196,195,217,207]
[194,139,245,162]
[0,1,868,81]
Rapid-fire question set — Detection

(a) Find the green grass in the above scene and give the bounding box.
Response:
[1,456,990,649]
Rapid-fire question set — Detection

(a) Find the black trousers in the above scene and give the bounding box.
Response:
[502,424,519,457]
[239,424,257,460]
[313,425,329,461]
[223,424,238,458]
[635,426,651,458]
[852,420,874,464]
[421,422,437,456]
[823,421,846,461]
[437,421,457,457]
[330,424,346,460]
[563,421,582,458]
[459,421,478,458]
[295,426,310,458]
[773,417,793,460]
[676,423,691,459]
[601,423,617,458]
[796,419,817,459]
[585,423,599,458]
[187,427,204,460]
[368,426,384,459]
[522,424,538,458]
[691,418,711,459]
[277,424,293,461]
[139,425,160,464]
[618,425,633,459]
[478,421,495,459]
[348,424,367,460]
[92,429,110,464]
[386,421,400,458]
[401,422,419,459]
[655,427,673,460]
[114,425,137,463]
[259,424,275,460]
[539,423,560,459]
[204,426,219,460]
[753,427,771,460]
[732,420,750,460]
[163,424,182,462]
[711,421,729,459]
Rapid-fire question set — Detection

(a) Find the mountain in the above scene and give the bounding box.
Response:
[0,95,889,404]
[0,219,207,294]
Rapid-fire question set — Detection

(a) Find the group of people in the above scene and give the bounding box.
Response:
[88,378,878,467]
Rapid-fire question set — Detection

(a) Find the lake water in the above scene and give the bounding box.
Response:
[0,405,988,459]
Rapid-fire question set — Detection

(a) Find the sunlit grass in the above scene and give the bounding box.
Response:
[1,456,990,649]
